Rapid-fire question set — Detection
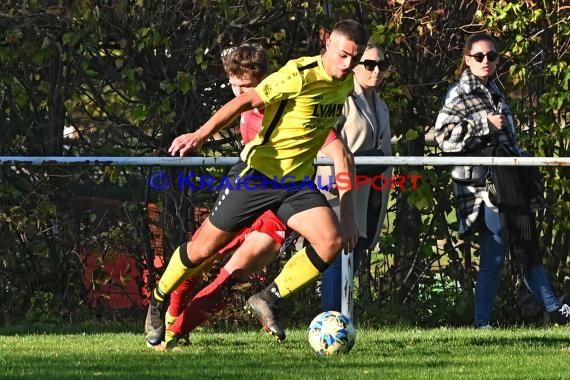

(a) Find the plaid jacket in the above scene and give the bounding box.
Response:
[434,69,520,235]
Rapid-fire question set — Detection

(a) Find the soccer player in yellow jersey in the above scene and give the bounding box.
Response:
[145,19,367,344]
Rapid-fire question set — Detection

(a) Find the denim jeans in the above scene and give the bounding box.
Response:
[474,212,561,326]
[321,237,366,312]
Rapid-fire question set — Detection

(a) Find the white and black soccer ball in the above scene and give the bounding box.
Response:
[308,311,356,355]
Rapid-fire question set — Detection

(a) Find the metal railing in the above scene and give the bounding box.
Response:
[1,156,570,167]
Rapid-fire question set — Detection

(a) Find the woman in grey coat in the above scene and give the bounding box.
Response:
[317,42,392,313]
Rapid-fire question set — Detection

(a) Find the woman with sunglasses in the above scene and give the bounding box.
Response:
[434,33,570,328]
[317,42,393,313]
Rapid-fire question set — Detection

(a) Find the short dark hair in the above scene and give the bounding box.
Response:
[332,19,367,46]
[221,43,268,79]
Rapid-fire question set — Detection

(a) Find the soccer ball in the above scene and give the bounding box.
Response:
[308,311,356,355]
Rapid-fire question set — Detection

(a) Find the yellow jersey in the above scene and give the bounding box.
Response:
[240,55,353,182]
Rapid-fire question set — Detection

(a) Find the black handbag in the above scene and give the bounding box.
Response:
[354,146,387,176]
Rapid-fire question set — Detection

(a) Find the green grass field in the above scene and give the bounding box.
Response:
[2,326,570,379]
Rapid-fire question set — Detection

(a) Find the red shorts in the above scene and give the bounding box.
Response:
[192,210,286,255]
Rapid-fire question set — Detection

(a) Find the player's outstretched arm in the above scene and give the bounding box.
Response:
[168,90,264,156]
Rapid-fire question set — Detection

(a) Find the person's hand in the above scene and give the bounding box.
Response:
[168,132,205,156]
[487,112,507,130]
[340,218,359,253]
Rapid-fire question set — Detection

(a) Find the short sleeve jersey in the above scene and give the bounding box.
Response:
[240,55,353,181]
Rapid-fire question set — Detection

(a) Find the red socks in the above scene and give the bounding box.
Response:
[168,276,201,317]
[169,268,236,335]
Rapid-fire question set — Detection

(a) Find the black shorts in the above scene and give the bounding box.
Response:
[226,159,247,178]
[208,166,330,232]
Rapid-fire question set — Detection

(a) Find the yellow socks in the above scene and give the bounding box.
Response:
[155,244,196,298]
[274,247,323,298]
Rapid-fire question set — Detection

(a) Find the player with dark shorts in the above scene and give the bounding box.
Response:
[149,43,339,350]
[151,44,289,348]
[145,19,367,347]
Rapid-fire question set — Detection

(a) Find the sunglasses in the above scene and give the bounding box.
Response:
[358,59,390,72]
[468,51,499,63]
